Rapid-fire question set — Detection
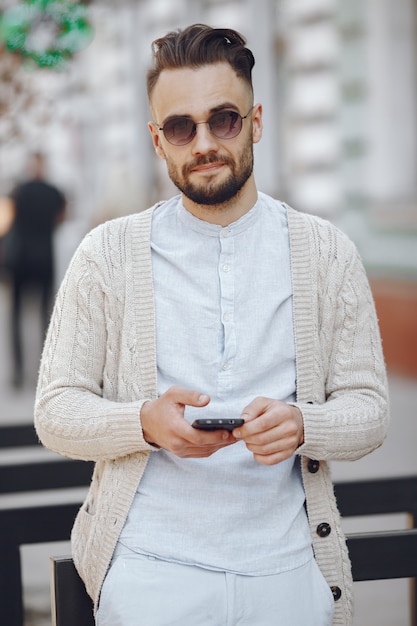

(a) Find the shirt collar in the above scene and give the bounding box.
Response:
[177,195,262,237]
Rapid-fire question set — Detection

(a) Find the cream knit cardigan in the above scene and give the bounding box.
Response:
[35,202,389,625]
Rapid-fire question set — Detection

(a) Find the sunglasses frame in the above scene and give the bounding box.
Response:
[155,107,254,146]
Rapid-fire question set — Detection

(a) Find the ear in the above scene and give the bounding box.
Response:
[251,103,263,145]
[148,122,166,160]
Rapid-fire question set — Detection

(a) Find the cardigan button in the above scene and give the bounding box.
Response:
[331,586,342,601]
[317,522,331,537]
[307,459,320,473]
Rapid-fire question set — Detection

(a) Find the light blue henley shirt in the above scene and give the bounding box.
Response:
[119,192,312,575]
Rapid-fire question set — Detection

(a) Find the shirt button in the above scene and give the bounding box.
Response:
[222,264,231,273]
[223,313,231,322]
[221,229,230,238]
[222,362,231,371]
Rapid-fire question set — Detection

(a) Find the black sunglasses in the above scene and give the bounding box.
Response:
[156,107,253,146]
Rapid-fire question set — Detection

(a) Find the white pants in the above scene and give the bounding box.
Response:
[97,548,334,626]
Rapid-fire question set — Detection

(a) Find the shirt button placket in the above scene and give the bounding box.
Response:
[218,229,235,391]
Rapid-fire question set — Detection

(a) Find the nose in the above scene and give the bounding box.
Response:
[190,122,220,155]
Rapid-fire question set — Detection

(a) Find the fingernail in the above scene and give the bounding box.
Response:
[199,394,209,403]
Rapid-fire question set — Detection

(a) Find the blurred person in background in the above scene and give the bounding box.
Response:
[35,25,389,626]
[4,151,65,387]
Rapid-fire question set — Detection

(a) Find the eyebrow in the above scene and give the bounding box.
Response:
[160,102,240,126]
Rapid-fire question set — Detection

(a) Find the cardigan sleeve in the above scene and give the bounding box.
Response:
[34,223,157,462]
[295,223,389,462]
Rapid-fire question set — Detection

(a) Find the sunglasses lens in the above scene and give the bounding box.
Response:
[161,110,246,145]
[209,110,241,139]
[163,117,195,145]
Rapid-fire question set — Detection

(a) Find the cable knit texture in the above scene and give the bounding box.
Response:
[34,202,389,625]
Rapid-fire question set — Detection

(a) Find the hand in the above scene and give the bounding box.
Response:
[233,397,304,466]
[141,385,236,458]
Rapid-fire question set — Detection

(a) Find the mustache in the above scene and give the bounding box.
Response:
[183,155,234,176]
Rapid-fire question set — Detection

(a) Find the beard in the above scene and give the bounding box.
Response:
[165,134,254,207]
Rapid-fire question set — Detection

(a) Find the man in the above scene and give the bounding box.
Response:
[5,152,65,386]
[35,25,389,625]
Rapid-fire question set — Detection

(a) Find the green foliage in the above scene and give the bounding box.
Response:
[0,0,94,69]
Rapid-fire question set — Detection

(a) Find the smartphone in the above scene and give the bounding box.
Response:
[191,418,244,432]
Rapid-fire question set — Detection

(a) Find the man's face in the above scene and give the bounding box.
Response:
[148,63,262,208]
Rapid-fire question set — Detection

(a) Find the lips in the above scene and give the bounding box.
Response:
[192,162,225,173]
[185,157,232,176]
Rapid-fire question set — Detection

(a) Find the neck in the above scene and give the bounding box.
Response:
[182,177,258,226]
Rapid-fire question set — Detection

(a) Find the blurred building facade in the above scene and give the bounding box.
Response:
[0,0,416,375]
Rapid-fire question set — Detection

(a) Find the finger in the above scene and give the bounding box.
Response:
[253,449,294,466]
[187,425,236,446]
[172,438,237,458]
[237,401,300,440]
[239,396,270,423]
[166,385,210,409]
[244,417,299,446]
[234,408,276,439]
[246,432,298,456]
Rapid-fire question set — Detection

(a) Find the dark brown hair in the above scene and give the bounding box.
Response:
[146,24,255,98]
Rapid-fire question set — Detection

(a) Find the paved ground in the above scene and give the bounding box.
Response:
[0,279,416,625]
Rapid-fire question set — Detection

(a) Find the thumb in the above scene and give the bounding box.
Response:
[168,385,210,408]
